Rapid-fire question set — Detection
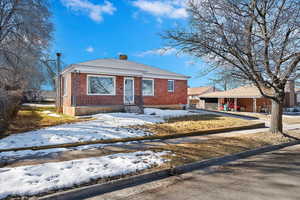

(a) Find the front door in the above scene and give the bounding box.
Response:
[124,78,134,105]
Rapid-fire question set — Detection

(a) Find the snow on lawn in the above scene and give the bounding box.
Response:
[144,108,196,118]
[42,111,62,118]
[0,109,199,151]
[0,151,168,199]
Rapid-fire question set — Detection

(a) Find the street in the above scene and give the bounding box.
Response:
[90,144,300,200]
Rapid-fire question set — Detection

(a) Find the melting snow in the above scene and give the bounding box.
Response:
[0,109,200,160]
[0,151,168,199]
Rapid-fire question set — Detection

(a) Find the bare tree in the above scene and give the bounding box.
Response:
[209,67,246,91]
[163,0,300,133]
[0,0,53,133]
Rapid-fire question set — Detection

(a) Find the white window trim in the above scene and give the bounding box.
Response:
[168,80,174,92]
[142,78,155,96]
[123,77,135,104]
[87,75,116,96]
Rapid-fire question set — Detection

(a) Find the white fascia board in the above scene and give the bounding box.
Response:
[72,65,145,77]
[61,65,75,75]
[63,64,190,80]
[143,73,190,80]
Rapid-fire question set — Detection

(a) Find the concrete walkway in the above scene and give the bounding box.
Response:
[90,144,300,200]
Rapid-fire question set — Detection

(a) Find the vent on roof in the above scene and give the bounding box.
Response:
[119,54,128,60]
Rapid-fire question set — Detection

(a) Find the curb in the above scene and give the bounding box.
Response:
[0,123,265,153]
[39,139,300,200]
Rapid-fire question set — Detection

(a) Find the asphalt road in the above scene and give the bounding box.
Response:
[90,144,300,200]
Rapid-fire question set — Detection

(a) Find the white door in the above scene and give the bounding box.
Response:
[124,78,134,105]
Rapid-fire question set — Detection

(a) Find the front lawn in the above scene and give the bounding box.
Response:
[151,131,299,167]
[4,106,89,136]
[130,114,253,136]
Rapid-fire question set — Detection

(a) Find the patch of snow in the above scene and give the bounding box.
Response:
[42,111,52,114]
[0,109,198,151]
[0,151,168,199]
[47,113,61,118]
[42,111,61,118]
[22,103,55,107]
[144,108,197,119]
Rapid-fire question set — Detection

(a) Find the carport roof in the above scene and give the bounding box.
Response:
[199,85,268,99]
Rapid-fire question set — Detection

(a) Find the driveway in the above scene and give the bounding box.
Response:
[91,144,300,200]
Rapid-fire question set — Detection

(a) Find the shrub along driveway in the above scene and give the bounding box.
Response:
[91,144,300,200]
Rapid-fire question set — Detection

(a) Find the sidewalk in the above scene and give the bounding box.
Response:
[2,120,300,168]
[91,144,300,200]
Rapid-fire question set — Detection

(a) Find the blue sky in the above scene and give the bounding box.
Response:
[49,0,213,87]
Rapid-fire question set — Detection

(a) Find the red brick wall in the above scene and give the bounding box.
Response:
[70,73,123,106]
[67,73,187,106]
[143,78,188,105]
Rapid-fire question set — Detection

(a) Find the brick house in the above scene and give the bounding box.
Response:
[60,55,189,116]
[296,88,300,105]
[199,82,296,113]
[187,86,219,109]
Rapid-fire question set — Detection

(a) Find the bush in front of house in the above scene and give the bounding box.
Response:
[0,89,22,134]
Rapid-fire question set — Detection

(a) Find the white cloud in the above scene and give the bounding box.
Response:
[136,47,177,57]
[132,0,188,20]
[185,60,197,66]
[61,0,116,22]
[85,46,94,53]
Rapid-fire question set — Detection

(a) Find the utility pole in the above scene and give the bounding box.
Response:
[56,52,62,113]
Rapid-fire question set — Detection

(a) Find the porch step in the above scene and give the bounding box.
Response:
[124,105,144,114]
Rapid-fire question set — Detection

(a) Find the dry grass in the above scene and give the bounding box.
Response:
[152,131,298,167]
[4,106,90,136]
[131,114,252,136]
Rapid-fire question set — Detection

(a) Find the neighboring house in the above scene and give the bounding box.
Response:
[187,86,218,109]
[199,82,296,113]
[60,55,189,116]
[40,91,56,102]
[296,88,300,105]
[23,90,56,102]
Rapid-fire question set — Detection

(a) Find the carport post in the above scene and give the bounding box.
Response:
[253,98,257,112]
[234,98,237,111]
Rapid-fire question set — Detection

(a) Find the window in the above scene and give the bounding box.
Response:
[142,79,154,96]
[87,75,116,95]
[168,80,174,92]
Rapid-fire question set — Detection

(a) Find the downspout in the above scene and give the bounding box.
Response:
[56,52,63,113]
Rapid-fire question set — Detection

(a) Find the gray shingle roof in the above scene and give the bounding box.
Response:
[63,58,189,79]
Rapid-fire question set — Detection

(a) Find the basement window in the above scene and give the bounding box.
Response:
[87,75,116,95]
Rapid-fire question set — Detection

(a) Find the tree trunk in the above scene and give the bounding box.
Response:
[270,99,283,133]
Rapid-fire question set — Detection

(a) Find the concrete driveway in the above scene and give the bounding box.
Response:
[91,144,300,200]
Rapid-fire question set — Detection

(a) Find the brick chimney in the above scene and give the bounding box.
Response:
[119,54,128,60]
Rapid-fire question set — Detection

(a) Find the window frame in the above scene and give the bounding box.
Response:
[87,75,116,96]
[167,80,174,92]
[142,78,155,96]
